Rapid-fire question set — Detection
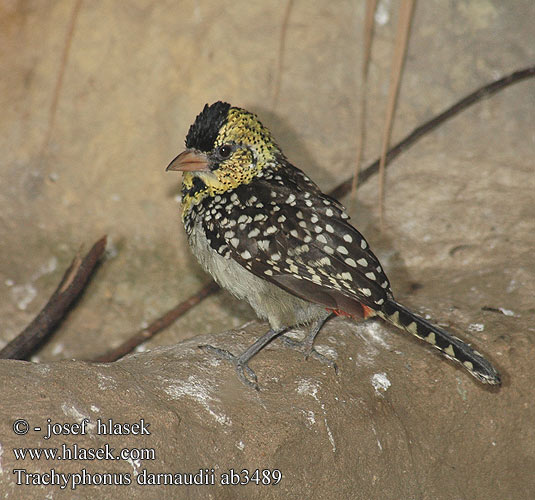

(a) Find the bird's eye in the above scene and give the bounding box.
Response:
[218,145,232,158]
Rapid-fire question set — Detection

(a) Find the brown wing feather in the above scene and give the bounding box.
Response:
[199,162,391,313]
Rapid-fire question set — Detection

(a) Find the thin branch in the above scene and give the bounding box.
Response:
[92,280,220,363]
[329,65,535,201]
[0,236,107,360]
[272,0,294,108]
[350,0,377,205]
[39,0,83,160]
[378,0,415,229]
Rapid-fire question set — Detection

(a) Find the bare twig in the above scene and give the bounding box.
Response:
[350,0,377,204]
[377,0,415,229]
[272,0,294,108]
[329,65,535,201]
[0,236,107,360]
[39,0,83,160]
[92,280,220,363]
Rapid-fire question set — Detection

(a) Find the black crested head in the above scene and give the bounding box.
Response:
[185,101,231,152]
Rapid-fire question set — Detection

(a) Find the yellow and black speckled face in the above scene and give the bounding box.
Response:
[173,102,282,217]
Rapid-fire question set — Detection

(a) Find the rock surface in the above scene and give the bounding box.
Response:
[2,318,533,499]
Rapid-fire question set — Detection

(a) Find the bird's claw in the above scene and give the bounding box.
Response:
[281,336,338,374]
[235,361,259,390]
[281,336,314,357]
[199,344,260,390]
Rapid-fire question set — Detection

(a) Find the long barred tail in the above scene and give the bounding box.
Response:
[376,299,501,385]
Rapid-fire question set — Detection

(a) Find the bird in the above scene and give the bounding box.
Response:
[166,101,500,390]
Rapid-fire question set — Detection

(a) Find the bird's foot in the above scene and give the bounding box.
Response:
[281,336,338,374]
[199,344,260,390]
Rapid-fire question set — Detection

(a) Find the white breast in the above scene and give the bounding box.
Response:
[187,220,324,330]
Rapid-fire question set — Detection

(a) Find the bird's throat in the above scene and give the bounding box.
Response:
[181,172,211,219]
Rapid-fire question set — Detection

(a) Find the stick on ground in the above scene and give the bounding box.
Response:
[92,280,220,363]
[0,236,107,360]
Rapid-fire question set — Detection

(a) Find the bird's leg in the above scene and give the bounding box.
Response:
[281,312,337,372]
[199,326,286,390]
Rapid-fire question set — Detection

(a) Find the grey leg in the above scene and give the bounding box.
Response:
[199,326,286,390]
[281,312,338,372]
